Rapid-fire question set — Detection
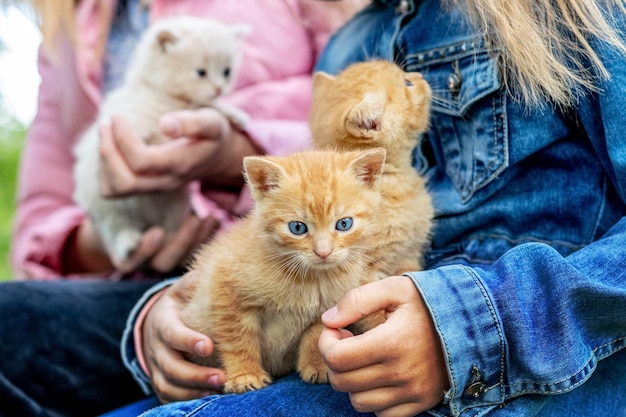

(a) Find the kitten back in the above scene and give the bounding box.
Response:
[310,60,432,163]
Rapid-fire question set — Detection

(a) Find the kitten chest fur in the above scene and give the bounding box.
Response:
[184,215,369,377]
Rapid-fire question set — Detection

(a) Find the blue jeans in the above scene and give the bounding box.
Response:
[138,350,625,417]
[0,279,159,417]
[139,373,372,417]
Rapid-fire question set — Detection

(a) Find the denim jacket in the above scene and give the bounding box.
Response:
[317,0,626,415]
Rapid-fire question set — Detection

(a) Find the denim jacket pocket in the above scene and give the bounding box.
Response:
[405,39,509,202]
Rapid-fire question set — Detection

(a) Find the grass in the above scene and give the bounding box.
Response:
[0,116,25,281]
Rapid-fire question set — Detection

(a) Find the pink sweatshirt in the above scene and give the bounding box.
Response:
[12,0,367,279]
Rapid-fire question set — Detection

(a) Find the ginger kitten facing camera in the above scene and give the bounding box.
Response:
[182,149,387,394]
[310,60,434,276]
[73,16,248,265]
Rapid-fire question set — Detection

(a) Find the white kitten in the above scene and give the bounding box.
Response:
[73,16,249,265]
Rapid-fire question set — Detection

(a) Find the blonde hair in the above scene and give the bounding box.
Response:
[23,0,110,61]
[19,0,626,106]
[457,0,626,107]
[24,0,76,53]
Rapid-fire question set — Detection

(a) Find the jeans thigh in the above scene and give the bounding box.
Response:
[0,279,159,417]
[140,373,374,417]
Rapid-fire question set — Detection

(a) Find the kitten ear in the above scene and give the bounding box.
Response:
[345,91,385,138]
[156,29,179,52]
[349,148,386,189]
[313,71,335,92]
[244,156,286,199]
[312,72,335,110]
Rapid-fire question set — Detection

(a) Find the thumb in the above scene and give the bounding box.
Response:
[321,275,411,329]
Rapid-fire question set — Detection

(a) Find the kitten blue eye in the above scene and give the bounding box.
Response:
[223,67,231,79]
[335,217,353,231]
[288,221,308,235]
[404,78,413,87]
[196,69,207,78]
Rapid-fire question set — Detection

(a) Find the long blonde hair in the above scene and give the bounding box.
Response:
[457,0,626,107]
[23,0,110,61]
[21,0,626,107]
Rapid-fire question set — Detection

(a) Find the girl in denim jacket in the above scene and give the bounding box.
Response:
[135,0,626,416]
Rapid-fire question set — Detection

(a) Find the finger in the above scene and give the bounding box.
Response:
[375,403,427,417]
[349,387,430,417]
[114,227,164,273]
[111,114,185,177]
[152,348,225,391]
[326,362,391,393]
[169,270,202,300]
[112,115,202,184]
[98,123,139,198]
[318,326,343,356]
[160,108,226,140]
[150,216,202,272]
[320,323,393,372]
[110,114,156,174]
[152,365,222,404]
[349,387,408,415]
[321,276,413,329]
[156,315,215,358]
[318,326,354,358]
[100,121,178,195]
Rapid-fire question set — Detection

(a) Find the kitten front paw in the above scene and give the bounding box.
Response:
[297,322,329,384]
[213,101,249,128]
[112,229,142,262]
[225,108,250,128]
[224,371,272,394]
[298,360,329,384]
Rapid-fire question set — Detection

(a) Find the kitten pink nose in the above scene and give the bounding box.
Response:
[214,86,222,96]
[314,249,333,260]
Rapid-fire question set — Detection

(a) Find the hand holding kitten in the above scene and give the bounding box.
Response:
[319,275,450,417]
[142,271,226,403]
[98,110,256,198]
[64,214,219,274]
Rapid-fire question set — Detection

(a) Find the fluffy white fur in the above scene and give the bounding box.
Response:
[73,16,248,264]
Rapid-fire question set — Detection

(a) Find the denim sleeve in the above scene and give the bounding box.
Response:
[405,218,626,416]
[120,278,178,395]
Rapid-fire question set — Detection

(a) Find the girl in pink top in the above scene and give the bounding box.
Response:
[11,0,364,279]
[0,1,367,416]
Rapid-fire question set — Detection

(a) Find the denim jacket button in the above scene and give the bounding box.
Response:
[462,381,487,400]
[447,72,462,96]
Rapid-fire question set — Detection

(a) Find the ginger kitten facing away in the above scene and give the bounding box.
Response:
[183,149,387,393]
[310,60,434,276]
[73,16,248,265]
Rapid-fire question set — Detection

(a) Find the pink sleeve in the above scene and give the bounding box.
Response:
[246,119,313,156]
[10,43,99,280]
[133,288,167,377]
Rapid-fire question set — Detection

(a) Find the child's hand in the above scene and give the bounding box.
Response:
[319,275,450,417]
[142,272,226,403]
[114,214,219,274]
[97,110,256,198]
[64,214,218,274]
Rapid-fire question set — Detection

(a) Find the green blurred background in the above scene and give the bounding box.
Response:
[0,33,28,282]
[0,102,24,282]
